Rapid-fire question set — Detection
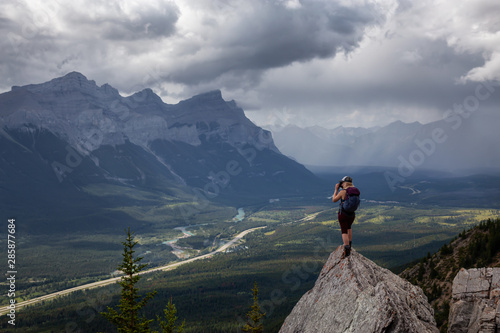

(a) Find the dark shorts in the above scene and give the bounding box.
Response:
[338,211,355,234]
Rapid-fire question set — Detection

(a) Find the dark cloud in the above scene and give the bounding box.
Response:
[327,6,378,35]
[0,16,12,29]
[237,31,500,128]
[0,0,180,92]
[0,0,498,130]
[77,4,180,40]
[164,1,388,85]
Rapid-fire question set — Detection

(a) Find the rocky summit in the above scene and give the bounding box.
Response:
[279,246,439,333]
[448,267,500,333]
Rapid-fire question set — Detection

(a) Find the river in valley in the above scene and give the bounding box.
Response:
[162,208,246,257]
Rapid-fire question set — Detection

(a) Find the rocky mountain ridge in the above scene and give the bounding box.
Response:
[270,114,500,172]
[0,72,321,234]
[1,72,278,156]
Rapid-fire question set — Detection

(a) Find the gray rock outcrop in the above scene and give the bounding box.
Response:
[279,246,439,333]
[448,267,500,333]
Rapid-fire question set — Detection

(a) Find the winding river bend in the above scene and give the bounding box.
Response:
[162,225,201,258]
[163,208,246,257]
[1,209,254,315]
[0,226,265,316]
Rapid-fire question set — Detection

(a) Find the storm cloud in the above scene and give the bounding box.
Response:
[0,0,499,128]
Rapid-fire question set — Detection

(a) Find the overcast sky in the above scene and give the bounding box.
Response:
[1,0,499,128]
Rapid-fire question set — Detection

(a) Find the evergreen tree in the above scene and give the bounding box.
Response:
[417,262,425,281]
[155,297,185,333]
[440,243,453,256]
[242,281,266,333]
[101,227,157,333]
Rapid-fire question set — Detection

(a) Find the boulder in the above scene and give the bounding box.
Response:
[279,246,438,333]
[448,267,500,333]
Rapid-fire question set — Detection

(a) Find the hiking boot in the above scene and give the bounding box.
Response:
[344,245,351,258]
[349,241,352,248]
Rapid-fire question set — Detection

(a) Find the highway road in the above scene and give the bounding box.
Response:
[0,226,265,316]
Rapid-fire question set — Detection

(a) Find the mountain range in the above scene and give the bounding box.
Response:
[0,72,320,233]
[270,114,500,173]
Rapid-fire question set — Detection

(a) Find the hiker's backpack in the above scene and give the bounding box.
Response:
[340,187,360,214]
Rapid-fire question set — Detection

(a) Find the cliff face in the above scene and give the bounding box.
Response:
[398,220,500,332]
[279,246,439,333]
[448,267,500,333]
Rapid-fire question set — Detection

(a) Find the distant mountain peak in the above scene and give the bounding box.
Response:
[62,71,88,80]
[0,72,321,210]
[0,73,278,153]
[194,89,223,99]
[12,71,114,98]
[174,89,247,121]
[127,87,164,105]
[386,119,422,128]
[183,90,225,105]
[40,71,93,88]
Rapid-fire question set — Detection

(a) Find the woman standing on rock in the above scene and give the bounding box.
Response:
[332,176,360,257]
